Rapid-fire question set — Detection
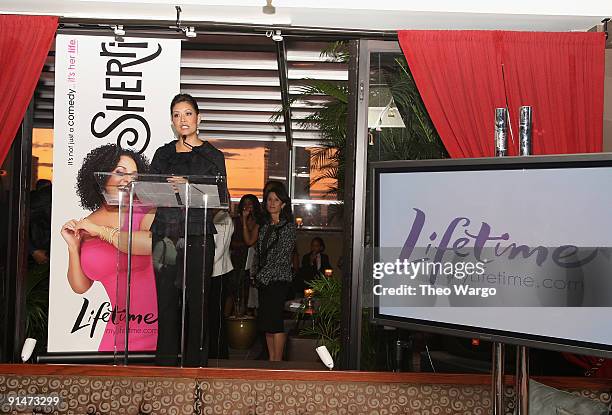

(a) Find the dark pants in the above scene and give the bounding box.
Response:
[154,234,214,367]
[208,272,230,359]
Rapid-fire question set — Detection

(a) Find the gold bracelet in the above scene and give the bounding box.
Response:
[110,227,119,245]
[100,226,119,245]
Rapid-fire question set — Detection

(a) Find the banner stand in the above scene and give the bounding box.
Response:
[49,34,180,355]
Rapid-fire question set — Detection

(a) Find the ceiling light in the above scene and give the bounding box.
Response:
[184,26,197,38]
[262,0,276,15]
[265,29,283,41]
[113,25,125,36]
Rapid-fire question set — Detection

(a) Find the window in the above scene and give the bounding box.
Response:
[209,139,287,200]
[32,128,54,184]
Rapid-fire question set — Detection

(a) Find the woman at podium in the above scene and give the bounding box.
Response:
[60,144,158,352]
[150,93,227,367]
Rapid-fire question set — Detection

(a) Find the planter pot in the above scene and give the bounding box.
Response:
[286,335,320,362]
[226,315,257,350]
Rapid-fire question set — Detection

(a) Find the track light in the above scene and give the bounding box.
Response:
[113,25,125,36]
[175,6,196,39]
[184,26,197,38]
[266,30,283,42]
[176,5,182,26]
[262,0,276,15]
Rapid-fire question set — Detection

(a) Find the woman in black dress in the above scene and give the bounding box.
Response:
[150,93,227,366]
[253,182,296,361]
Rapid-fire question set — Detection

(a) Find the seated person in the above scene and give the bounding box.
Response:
[295,237,332,296]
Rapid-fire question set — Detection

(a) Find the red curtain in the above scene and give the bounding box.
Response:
[397,30,605,157]
[0,15,57,164]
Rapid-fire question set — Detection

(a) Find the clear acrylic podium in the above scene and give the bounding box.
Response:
[95,172,228,366]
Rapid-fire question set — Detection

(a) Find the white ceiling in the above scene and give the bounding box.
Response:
[2,0,611,32]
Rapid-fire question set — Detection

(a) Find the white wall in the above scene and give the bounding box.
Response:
[1,0,611,31]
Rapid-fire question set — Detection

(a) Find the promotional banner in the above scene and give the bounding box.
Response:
[48,35,181,352]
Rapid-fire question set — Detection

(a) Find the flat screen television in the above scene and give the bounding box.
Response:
[371,154,612,357]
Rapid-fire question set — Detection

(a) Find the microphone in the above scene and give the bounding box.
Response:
[181,132,224,181]
[182,134,197,152]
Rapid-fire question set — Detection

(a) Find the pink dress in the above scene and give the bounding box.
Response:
[80,210,158,351]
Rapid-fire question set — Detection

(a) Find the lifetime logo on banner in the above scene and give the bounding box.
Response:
[48,35,181,353]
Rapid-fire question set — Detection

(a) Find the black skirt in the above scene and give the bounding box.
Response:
[257,282,290,333]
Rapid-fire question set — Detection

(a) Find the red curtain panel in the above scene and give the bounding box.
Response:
[397,30,605,157]
[0,15,58,164]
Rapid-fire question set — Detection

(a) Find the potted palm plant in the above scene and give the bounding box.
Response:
[24,262,50,359]
[296,273,342,359]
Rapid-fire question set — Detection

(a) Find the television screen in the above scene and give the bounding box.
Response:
[372,155,612,357]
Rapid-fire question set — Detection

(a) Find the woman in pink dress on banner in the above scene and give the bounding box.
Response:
[60,144,158,351]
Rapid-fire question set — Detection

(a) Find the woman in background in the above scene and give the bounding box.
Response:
[209,205,234,359]
[229,194,262,315]
[253,182,296,361]
[296,236,332,296]
[61,144,157,352]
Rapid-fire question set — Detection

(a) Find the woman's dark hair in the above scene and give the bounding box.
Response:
[311,237,326,252]
[237,194,263,225]
[76,144,149,211]
[263,182,293,223]
[263,180,284,195]
[170,93,199,114]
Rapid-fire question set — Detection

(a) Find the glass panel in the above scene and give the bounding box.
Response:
[292,201,342,229]
[293,146,339,201]
[25,131,54,358]
[292,145,341,229]
[209,139,288,200]
[32,128,54,185]
[95,173,229,209]
[95,172,227,366]
[362,47,448,372]
[93,172,157,364]
[0,149,16,360]
[367,52,447,164]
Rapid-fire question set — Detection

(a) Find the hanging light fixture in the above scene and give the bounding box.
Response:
[262,0,276,15]
[174,6,196,39]
[368,96,406,130]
